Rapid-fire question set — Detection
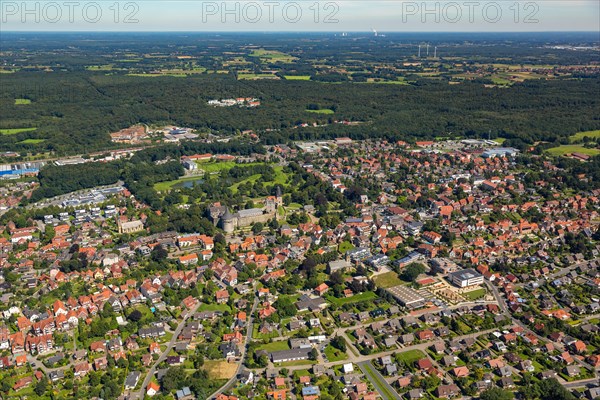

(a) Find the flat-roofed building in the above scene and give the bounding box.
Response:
[386,285,426,309]
[448,268,484,288]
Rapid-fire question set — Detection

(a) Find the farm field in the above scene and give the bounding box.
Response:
[306,109,334,114]
[18,139,45,144]
[249,49,296,63]
[569,130,600,143]
[0,127,37,135]
[284,75,311,80]
[14,98,31,105]
[237,73,278,80]
[546,145,600,156]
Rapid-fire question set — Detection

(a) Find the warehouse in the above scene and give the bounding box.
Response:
[386,285,426,309]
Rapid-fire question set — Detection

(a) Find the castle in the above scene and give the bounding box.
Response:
[208,187,283,234]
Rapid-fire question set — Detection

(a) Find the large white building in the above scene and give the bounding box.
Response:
[448,269,484,288]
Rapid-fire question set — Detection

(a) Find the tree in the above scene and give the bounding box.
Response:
[400,263,425,282]
[273,297,297,318]
[34,377,49,396]
[252,222,264,235]
[128,309,143,322]
[330,336,347,352]
[309,348,318,360]
[480,387,514,400]
[538,378,576,400]
[162,366,187,392]
[151,244,168,262]
[329,271,344,286]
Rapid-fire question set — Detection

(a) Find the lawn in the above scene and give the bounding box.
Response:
[0,127,37,135]
[18,139,45,144]
[326,291,377,306]
[15,98,31,105]
[372,272,403,289]
[494,137,507,144]
[257,341,290,352]
[230,174,262,193]
[394,349,426,365]
[199,303,231,312]
[306,109,335,114]
[570,130,600,143]
[338,241,354,253]
[203,360,238,380]
[285,75,311,80]
[272,166,289,185]
[154,176,203,191]
[324,345,348,362]
[196,161,239,172]
[546,145,600,156]
[463,288,486,301]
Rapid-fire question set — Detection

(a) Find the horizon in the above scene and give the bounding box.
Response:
[1,1,598,33]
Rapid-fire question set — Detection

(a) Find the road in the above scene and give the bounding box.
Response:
[133,302,201,399]
[562,376,600,389]
[357,361,401,400]
[208,296,259,400]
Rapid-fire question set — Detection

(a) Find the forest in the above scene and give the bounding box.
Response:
[1,32,599,157]
[1,71,599,156]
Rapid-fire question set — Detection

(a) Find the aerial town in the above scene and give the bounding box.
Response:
[0,135,598,400]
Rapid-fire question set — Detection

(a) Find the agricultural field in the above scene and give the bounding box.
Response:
[569,130,600,143]
[127,73,187,78]
[237,73,279,80]
[14,98,31,105]
[0,127,37,135]
[306,109,334,114]
[546,145,600,156]
[249,49,296,63]
[18,139,45,144]
[284,75,311,80]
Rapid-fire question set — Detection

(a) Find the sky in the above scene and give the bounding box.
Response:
[0,0,599,32]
